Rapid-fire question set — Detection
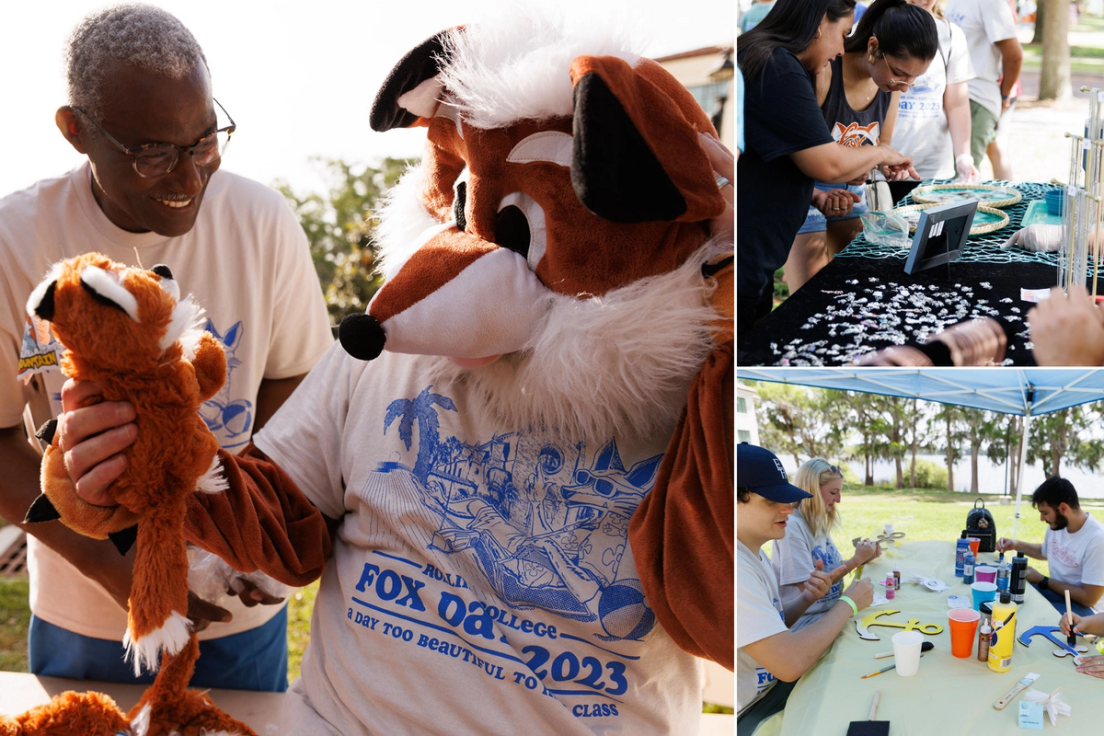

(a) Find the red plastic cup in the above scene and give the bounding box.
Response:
[949,608,980,658]
[968,538,981,557]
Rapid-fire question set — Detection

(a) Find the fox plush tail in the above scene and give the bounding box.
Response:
[125,506,192,675]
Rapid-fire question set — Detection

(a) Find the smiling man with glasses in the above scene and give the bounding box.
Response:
[0,4,332,693]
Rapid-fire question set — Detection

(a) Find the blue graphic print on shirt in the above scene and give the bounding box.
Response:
[811,539,845,605]
[199,319,254,449]
[374,385,661,641]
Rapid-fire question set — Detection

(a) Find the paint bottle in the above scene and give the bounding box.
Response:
[996,558,1011,593]
[893,564,901,591]
[885,574,896,600]
[1011,552,1029,604]
[963,551,975,585]
[988,591,1018,673]
[979,601,993,629]
[955,531,969,578]
[978,622,992,661]
[884,523,895,547]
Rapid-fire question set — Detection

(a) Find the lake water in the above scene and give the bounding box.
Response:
[777,454,1104,499]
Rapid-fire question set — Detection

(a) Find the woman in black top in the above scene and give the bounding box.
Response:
[736,0,917,336]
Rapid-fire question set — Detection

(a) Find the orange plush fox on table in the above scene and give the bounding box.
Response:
[5,253,254,736]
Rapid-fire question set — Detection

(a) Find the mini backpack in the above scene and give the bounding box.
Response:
[966,498,997,553]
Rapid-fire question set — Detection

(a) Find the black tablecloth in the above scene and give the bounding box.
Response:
[737,182,1066,366]
[737,258,1054,366]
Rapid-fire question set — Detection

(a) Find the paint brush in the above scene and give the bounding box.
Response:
[846,691,890,736]
[861,655,924,679]
[1066,589,1077,648]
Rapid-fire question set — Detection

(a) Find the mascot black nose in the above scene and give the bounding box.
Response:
[339,313,386,361]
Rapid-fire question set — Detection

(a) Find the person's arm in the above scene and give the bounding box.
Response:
[996,536,1045,559]
[880,91,903,148]
[944,81,973,162]
[0,423,138,614]
[790,142,915,184]
[743,577,875,682]
[1029,572,1104,609]
[781,560,846,628]
[995,37,1023,109]
[254,373,307,433]
[841,539,880,576]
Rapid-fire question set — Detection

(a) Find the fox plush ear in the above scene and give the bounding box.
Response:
[370,29,455,132]
[570,56,726,224]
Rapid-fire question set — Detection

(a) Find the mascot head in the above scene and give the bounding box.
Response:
[340,10,729,440]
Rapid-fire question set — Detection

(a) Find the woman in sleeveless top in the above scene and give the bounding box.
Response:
[783,0,939,294]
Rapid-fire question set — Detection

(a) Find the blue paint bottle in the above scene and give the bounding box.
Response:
[955,531,969,577]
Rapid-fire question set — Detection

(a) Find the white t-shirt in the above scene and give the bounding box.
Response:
[1041,513,1104,613]
[737,540,787,717]
[253,346,702,735]
[893,18,975,179]
[771,511,844,631]
[945,0,1018,118]
[0,163,334,641]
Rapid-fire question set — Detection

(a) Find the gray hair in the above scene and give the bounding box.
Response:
[66,4,208,118]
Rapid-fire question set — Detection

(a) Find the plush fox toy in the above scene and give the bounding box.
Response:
[22,252,227,673]
[0,634,256,736]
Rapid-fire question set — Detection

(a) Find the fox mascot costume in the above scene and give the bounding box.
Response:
[12,10,733,734]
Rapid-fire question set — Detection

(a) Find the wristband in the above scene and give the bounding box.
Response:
[1040,576,1049,591]
[839,595,859,616]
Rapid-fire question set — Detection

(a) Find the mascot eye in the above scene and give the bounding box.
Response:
[151,264,174,280]
[495,206,529,258]
[495,191,547,271]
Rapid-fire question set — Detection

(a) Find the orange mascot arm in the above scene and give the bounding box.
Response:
[627,256,734,671]
[183,444,333,587]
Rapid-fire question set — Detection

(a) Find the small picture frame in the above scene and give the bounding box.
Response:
[904,199,979,274]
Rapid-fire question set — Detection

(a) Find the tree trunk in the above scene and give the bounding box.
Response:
[1040,0,1072,101]
[1010,417,1021,497]
[1052,443,1062,477]
[946,413,955,492]
[971,440,980,495]
[866,450,874,486]
[1031,0,1047,45]
[909,402,919,489]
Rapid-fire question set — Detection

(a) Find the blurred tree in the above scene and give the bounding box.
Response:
[1026,405,1104,477]
[754,383,847,465]
[931,404,966,492]
[275,156,416,326]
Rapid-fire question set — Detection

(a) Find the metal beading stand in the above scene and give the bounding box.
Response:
[1058,87,1104,295]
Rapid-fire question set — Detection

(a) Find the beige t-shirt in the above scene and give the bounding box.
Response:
[254,345,702,734]
[0,163,334,640]
[737,540,787,716]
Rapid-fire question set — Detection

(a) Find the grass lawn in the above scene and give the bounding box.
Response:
[825,483,1104,578]
[1021,43,1104,75]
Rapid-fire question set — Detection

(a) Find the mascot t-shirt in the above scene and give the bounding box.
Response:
[254,344,701,735]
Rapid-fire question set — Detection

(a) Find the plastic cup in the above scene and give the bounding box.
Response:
[893,630,924,675]
[971,582,998,611]
[976,566,997,584]
[968,538,981,557]
[949,608,980,658]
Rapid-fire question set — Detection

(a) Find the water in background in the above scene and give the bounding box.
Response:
[777,453,1104,499]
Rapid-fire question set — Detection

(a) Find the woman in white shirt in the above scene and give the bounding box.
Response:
[772,459,882,631]
[893,0,979,182]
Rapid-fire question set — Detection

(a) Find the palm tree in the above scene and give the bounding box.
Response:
[384,386,458,482]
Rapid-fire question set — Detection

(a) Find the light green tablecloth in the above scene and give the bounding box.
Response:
[777,540,1096,735]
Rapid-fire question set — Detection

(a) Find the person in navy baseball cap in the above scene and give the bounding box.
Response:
[737,443,813,504]
[736,443,874,733]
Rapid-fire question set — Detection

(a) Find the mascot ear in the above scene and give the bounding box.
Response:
[370,29,455,132]
[570,56,726,224]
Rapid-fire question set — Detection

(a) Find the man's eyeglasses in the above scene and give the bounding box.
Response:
[74,99,235,178]
[881,54,916,90]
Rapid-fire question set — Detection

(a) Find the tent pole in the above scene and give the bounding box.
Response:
[1012,413,1032,542]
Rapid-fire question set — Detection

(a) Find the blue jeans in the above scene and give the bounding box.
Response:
[28,604,289,692]
[1034,583,1095,618]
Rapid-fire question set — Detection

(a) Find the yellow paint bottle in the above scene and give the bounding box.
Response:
[988,591,1017,673]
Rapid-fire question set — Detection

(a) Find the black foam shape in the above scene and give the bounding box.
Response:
[108,525,138,556]
[24,493,61,524]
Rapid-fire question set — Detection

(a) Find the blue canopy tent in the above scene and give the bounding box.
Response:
[737,368,1104,539]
